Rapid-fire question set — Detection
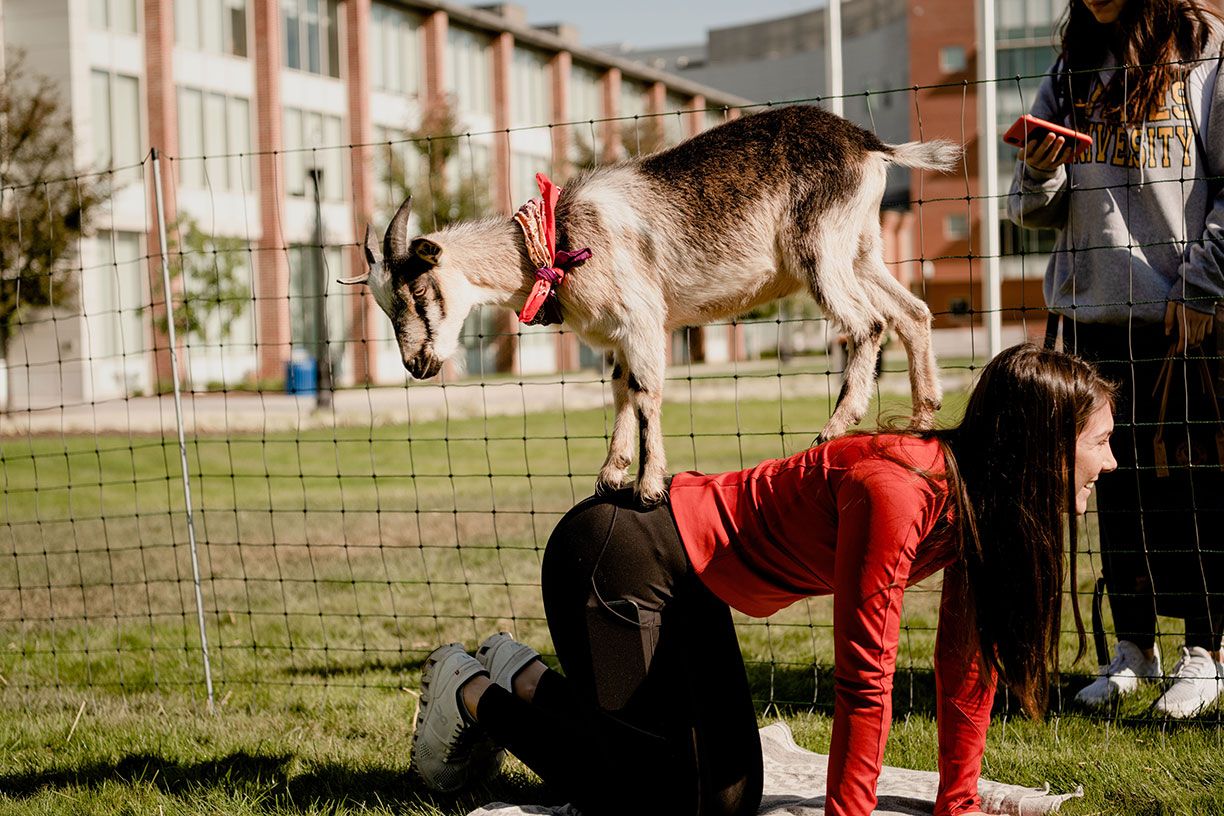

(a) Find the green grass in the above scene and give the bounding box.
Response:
[2,388,1223,814]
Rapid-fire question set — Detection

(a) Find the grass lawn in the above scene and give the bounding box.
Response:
[2,386,1222,815]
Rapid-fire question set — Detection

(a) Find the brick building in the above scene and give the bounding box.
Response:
[0,0,750,408]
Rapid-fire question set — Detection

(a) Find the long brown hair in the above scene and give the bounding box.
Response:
[1056,0,1222,125]
[941,344,1115,718]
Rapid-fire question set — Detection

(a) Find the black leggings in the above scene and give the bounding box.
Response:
[1066,320,1224,652]
[475,489,764,816]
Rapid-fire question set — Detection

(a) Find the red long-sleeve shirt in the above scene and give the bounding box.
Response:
[668,434,995,816]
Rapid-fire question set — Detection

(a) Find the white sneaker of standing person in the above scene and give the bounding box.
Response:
[476,632,541,691]
[412,643,504,792]
[1074,640,1162,707]
[1153,646,1224,718]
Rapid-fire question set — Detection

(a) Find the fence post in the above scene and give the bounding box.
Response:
[150,147,216,714]
[977,0,1003,359]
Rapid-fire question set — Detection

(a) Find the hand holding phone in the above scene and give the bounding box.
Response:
[1003,114,1092,168]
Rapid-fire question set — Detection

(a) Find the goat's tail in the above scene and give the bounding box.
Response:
[883,139,962,173]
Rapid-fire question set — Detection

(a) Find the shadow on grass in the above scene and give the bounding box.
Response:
[0,750,556,812]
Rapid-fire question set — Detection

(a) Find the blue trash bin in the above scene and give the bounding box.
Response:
[286,357,318,395]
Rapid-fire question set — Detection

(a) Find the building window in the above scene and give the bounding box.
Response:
[997,0,1062,41]
[570,63,604,163]
[939,45,967,74]
[177,86,252,192]
[511,47,550,127]
[283,107,345,200]
[282,0,340,77]
[89,232,146,365]
[175,0,247,56]
[90,0,138,33]
[944,212,970,240]
[513,151,551,205]
[446,27,492,115]
[1000,218,1058,256]
[91,70,142,180]
[370,3,422,95]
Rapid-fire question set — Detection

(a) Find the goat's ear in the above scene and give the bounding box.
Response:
[411,237,443,267]
[362,223,381,269]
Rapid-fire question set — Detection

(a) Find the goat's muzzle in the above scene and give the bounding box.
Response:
[406,353,443,380]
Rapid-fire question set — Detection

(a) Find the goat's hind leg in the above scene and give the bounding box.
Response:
[858,245,942,430]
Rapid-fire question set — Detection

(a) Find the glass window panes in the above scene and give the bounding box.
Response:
[284,107,344,200]
[512,47,550,127]
[176,0,247,55]
[281,0,339,77]
[90,0,138,33]
[663,91,689,145]
[998,0,1063,42]
[446,27,492,115]
[178,87,205,187]
[289,244,349,364]
[371,4,422,95]
[940,46,967,74]
[91,70,113,170]
[91,232,146,364]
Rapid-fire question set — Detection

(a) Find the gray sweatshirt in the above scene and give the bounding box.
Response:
[1007,44,1224,325]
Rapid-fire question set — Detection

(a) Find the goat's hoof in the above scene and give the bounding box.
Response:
[633,481,667,508]
[595,471,627,496]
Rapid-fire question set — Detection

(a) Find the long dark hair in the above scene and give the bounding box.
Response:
[941,344,1115,718]
[1056,0,1222,125]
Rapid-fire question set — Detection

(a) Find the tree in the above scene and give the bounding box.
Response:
[384,98,489,229]
[0,53,109,358]
[155,217,252,343]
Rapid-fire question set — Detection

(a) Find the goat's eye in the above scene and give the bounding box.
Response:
[411,278,429,299]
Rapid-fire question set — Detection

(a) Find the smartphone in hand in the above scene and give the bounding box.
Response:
[1003,114,1093,159]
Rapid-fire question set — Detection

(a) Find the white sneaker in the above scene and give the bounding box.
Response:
[1153,646,1224,718]
[1075,640,1161,707]
[411,643,503,791]
[476,632,540,691]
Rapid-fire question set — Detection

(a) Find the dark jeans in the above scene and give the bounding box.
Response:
[1064,319,1224,652]
[475,488,763,816]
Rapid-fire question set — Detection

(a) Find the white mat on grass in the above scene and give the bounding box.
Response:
[469,722,1083,816]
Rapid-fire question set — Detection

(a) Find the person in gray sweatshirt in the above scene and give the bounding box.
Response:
[1008,0,1224,718]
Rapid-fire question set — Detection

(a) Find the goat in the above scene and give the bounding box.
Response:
[342,105,961,505]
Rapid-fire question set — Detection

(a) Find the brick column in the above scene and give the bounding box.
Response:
[491,31,513,213]
[253,0,290,380]
[601,67,621,162]
[144,0,178,385]
[683,94,706,138]
[490,31,518,374]
[422,10,447,108]
[549,50,571,179]
[345,0,376,383]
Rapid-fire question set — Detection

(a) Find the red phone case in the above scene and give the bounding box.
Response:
[1003,114,1093,158]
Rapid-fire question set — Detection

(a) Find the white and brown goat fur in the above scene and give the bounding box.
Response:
[344,105,961,505]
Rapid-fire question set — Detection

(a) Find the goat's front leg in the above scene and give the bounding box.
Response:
[596,352,636,495]
[819,320,885,442]
[622,333,669,507]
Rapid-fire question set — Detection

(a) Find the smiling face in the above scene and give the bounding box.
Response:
[1073,401,1117,515]
[1082,0,1128,25]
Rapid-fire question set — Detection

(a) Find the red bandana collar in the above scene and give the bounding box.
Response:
[513,173,592,326]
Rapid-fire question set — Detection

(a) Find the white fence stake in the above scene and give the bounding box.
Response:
[977,0,1003,359]
[150,147,215,714]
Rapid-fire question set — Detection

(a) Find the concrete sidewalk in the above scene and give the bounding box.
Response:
[0,325,1023,436]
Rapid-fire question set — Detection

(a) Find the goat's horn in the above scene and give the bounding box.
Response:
[385,196,413,261]
[362,223,381,267]
[337,272,369,285]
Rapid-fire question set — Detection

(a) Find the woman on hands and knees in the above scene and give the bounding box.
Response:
[411,343,1116,816]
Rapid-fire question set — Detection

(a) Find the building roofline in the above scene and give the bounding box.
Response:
[394,0,755,108]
